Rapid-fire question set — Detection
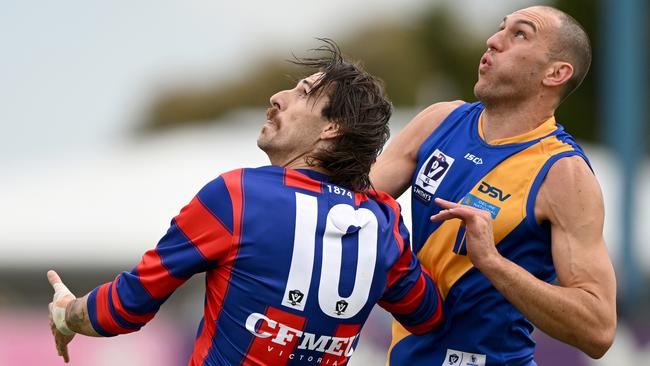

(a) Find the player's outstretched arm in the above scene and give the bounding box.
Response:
[370,101,463,198]
[430,156,617,359]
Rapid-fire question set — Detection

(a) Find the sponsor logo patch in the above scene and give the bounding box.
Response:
[477,181,511,202]
[460,194,500,219]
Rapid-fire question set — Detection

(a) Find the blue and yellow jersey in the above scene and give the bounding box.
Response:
[389,102,590,366]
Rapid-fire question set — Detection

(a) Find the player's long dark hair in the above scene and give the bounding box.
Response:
[293,38,392,193]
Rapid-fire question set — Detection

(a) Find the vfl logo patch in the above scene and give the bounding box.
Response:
[335,300,348,315]
[414,149,455,204]
[442,349,486,366]
[288,290,304,306]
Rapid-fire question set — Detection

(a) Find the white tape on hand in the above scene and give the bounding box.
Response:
[52,305,74,335]
[52,282,75,336]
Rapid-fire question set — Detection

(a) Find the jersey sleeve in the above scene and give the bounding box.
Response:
[377,202,443,335]
[87,173,237,336]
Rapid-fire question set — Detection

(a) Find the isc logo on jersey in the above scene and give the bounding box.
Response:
[414,149,455,204]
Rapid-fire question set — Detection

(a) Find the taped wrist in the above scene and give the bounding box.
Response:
[52,283,76,335]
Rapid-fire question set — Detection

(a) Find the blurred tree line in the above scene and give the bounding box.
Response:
[141,0,647,147]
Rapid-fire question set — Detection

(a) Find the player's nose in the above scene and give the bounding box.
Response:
[485,30,503,52]
[269,90,287,111]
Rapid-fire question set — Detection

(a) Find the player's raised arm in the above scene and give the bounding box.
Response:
[370,101,463,198]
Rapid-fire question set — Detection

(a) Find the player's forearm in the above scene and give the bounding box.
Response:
[479,256,615,359]
[65,294,101,337]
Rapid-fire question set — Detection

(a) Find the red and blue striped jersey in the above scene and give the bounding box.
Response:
[87,166,443,366]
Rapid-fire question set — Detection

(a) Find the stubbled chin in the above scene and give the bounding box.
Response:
[474,80,489,100]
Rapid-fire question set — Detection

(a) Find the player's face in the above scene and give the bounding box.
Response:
[474,7,558,104]
[257,72,331,163]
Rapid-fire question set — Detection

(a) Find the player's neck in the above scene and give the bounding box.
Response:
[270,151,330,175]
[481,99,555,143]
[283,160,329,175]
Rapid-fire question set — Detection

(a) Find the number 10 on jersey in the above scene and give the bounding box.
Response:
[281,192,379,319]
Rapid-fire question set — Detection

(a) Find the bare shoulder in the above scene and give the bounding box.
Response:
[371,100,464,197]
[535,155,604,226]
[395,100,465,157]
[409,100,465,133]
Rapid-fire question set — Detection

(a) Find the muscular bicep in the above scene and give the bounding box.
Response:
[537,157,616,305]
[371,101,464,197]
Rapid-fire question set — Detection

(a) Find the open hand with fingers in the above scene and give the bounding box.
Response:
[47,270,77,363]
[430,198,503,271]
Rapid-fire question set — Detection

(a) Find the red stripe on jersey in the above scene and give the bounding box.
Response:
[401,287,444,335]
[354,192,368,206]
[94,282,133,335]
[192,169,244,365]
[384,244,413,289]
[284,169,323,193]
[370,190,405,252]
[135,249,184,299]
[242,306,307,366]
[319,323,361,366]
[378,274,426,314]
[176,196,233,264]
[109,274,155,325]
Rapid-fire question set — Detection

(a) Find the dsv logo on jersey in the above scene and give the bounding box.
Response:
[245,312,358,359]
[478,181,511,202]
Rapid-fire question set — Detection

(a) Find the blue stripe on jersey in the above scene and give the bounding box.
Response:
[381,252,421,303]
[391,275,439,327]
[339,230,360,297]
[396,209,411,250]
[158,219,215,279]
[554,125,592,165]
[196,177,234,234]
[525,150,586,237]
[87,287,114,337]
[117,269,169,314]
[106,282,145,331]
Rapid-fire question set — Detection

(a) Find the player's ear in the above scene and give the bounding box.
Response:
[542,61,573,88]
[320,121,342,140]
